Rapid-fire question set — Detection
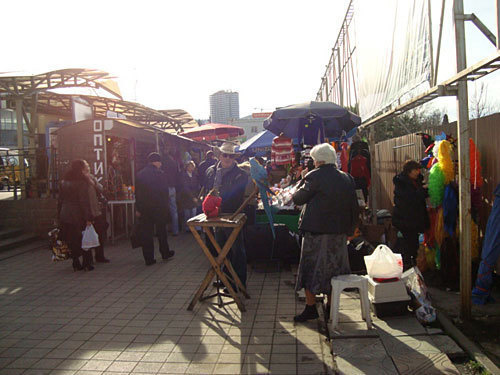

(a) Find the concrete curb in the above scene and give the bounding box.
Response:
[437,311,500,375]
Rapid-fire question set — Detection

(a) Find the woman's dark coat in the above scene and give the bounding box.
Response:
[58,179,92,229]
[179,171,200,209]
[392,172,430,233]
[293,164,358,235]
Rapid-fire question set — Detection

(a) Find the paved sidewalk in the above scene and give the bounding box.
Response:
[0,234,463,374]
[330,292,463,374]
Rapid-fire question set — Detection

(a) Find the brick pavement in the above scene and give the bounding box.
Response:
[0,233,463,374]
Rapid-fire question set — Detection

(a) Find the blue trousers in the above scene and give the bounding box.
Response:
[215,227,247,288]
[168,187,179,235]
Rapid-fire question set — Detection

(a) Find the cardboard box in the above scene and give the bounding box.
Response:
[367,277,410,318]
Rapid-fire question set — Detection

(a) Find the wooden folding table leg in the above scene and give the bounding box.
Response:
[187,226,218,311]
[205,227,250,299]
[187,268,215,311]
[205,226,248,310]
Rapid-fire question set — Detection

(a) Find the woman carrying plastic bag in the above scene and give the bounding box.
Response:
[82,224,100,250]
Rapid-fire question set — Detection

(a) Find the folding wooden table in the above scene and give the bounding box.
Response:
[186,213,250,312]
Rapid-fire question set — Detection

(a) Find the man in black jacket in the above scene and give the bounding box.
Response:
[135,152,175,265]
[198,150,217,192]
[206,142,248,288]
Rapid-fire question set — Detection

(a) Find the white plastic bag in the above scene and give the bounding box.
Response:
[82,224,100,250]
[364,244,403,279]
[402,267,436,324]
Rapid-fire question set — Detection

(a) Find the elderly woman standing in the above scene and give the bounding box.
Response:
[292,143,358,322]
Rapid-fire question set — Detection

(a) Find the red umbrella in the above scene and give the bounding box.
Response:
[180,123,244,141]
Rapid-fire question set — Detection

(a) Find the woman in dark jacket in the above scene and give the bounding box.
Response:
[292,143,358,322]
[58,160,94,271]
[392,159,430,269]
[179,161,200,232]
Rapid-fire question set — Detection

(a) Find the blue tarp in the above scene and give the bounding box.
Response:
[237,130,297,156]
[472,183,500,305]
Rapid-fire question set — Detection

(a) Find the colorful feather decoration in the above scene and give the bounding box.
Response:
[469,138,483,189]
[437,140,454,184]
[428,163,445,207]
[434,207,445,247]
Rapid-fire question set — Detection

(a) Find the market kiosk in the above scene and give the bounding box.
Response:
[55,118,210,241]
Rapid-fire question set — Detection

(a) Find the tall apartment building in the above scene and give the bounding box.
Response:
[209,90,239,124]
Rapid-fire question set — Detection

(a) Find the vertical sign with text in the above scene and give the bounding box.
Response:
[93,120,105,183]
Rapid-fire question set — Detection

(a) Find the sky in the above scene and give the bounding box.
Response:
[1,0,498,121]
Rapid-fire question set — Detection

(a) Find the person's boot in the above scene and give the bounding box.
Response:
[82,251,94,271]
[294,304,319,322]
[72,258,83,271]
[162,250,175,260]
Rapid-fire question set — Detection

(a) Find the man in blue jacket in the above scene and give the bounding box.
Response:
[135,152,175,265]
[206,142,248,288]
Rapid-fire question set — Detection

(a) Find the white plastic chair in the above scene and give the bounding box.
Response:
[330,274,372,331]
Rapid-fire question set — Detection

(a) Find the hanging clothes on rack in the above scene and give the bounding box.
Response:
[297,116,325,145]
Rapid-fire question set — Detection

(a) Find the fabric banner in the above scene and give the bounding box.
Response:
[355,0,432,120]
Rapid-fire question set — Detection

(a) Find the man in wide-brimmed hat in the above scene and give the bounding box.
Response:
[205,142,249,288]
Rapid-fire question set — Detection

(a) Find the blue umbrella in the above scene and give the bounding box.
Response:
[264,101,361,145]
[472,183,500,305]
[237,130,276,156]
[238,130,298,156]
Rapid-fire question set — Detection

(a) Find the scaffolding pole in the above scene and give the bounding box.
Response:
[15,99,26,199]
[454,0,472,321]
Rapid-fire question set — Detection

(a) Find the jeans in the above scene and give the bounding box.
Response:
[140,216,170,263]
[168,187,179,235]
[183,207,198,232]
[215,227,247,289]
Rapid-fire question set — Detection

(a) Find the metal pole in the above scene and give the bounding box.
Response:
[15,98,26,199]
[337,50,344,106]
[324,76,329,102]
[428,0,435,86]
[435,0,447,85]
[454,0,472,320]
[369,126,377,224]
[496,0,500,49]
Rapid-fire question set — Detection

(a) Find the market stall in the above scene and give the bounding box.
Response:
[55,118,210,241]
[255,182,301,233]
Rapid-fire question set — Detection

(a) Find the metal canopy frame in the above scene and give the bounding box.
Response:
[360,50,500,129]
[30,92,192,132]
[0,68,121,99]
[0,69,195,132]
[315,0,356,108]
[0,68,197,199]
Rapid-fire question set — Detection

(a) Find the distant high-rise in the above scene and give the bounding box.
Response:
[209,90,239,124]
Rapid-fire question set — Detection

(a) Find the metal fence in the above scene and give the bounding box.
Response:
[0,146,61,199]
[373,112,500,234]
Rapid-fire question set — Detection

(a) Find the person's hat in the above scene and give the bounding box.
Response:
[147,152,162,163]
[218,142,238,155]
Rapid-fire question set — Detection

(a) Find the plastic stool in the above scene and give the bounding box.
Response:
[330,275,372,331]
